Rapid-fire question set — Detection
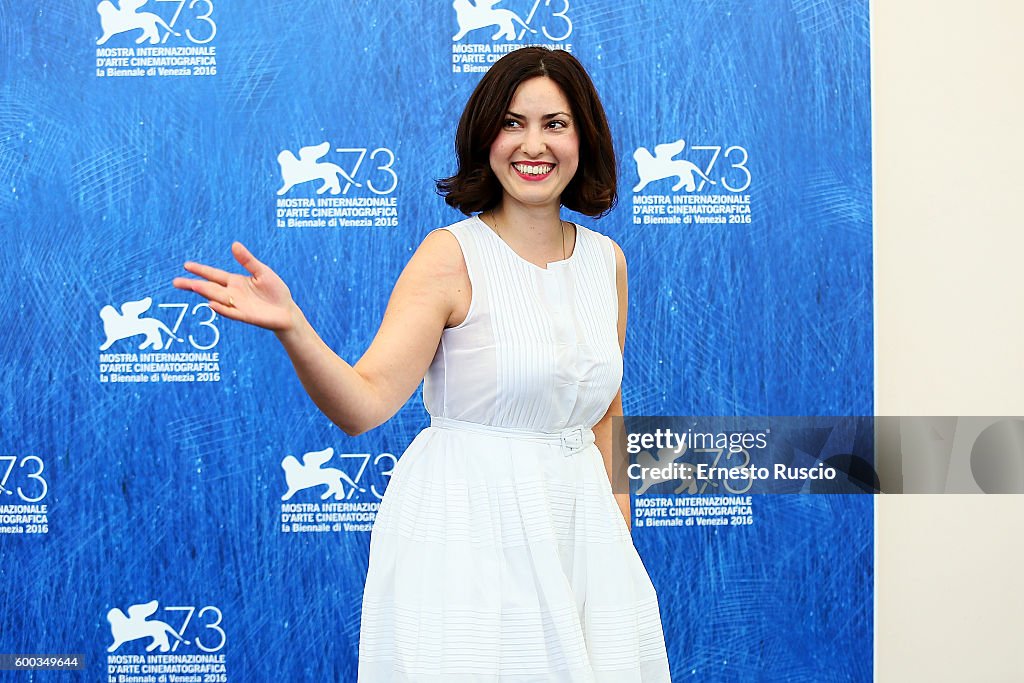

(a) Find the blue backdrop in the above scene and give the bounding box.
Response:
[0,1,872,680]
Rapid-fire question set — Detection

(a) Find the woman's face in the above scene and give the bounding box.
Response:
[488,76,579,213]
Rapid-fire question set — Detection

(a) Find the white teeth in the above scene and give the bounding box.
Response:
[514,163,554,175]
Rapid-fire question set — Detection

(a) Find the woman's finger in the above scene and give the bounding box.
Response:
[174,278,232,308]
[175,279,258,325]
[172,276,198,293]
[182,261,232,286]
[207,299,243,322]
[231,242,265,279]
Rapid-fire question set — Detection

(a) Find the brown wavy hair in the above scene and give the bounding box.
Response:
[436,47,617,217]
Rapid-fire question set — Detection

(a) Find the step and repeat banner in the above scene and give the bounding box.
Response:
[0,1,872,680]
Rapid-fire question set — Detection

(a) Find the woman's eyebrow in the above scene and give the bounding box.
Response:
[505,110,573,120]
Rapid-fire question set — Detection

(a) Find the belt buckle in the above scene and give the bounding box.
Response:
[560,427,584,455]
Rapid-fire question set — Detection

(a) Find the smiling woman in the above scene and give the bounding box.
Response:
[174,46,670,682]
[486,76,580,216]
[437,47,617,218]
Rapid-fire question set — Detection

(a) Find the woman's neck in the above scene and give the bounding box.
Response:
[482,201,576,268]
[488,202,564,253]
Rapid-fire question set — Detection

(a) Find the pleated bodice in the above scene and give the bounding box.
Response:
[423,215,622,431]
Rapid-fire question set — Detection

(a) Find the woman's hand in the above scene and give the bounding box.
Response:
[169,231,461,437]
[172,242,297,332]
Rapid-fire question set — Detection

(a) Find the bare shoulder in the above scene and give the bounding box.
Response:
[606,237,628,349]
[399,227,471,327]
[408,228,469,280]
[607,237,627,275]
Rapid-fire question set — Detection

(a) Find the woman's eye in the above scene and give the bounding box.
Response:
[503,119,521,128]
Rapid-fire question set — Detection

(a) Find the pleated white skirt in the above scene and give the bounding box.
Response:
[358,419,672,682]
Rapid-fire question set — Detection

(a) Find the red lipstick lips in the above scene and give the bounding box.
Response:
[512,161,555,181]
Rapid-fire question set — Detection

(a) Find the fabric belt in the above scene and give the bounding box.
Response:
[429,416,596,456]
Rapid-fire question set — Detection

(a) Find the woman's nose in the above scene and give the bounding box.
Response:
[520,127,546,157]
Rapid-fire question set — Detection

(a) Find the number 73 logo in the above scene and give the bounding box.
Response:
[0,456,46,502]
[277,143,398,196]
[107,601,226,653]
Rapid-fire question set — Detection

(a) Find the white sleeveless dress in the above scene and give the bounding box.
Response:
[358,216,671,682]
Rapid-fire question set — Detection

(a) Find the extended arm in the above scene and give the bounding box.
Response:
[593,240,630,531]
[172,232,469,435]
